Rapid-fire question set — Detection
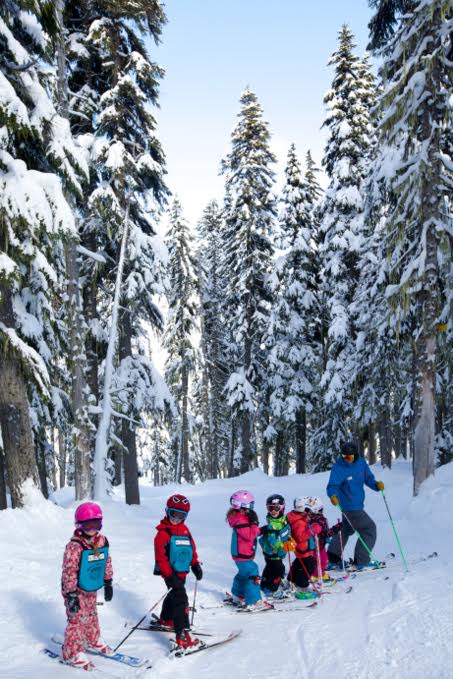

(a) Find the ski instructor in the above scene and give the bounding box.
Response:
[326,440,384,570]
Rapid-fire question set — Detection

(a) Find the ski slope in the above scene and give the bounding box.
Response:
[1,459,451,679]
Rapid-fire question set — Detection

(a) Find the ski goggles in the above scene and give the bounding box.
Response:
[79,519,102,532]
[267,503,284,513]
[167,508,188,521]
[341,453,354,462]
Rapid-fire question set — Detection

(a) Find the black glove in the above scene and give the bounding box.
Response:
[66,591,80,616]
[191,563,203,581]
[329,521,343,536]
[104,580,113,602]
[248,509,259,525]
[260,525,268,535]
[165,573,184,590]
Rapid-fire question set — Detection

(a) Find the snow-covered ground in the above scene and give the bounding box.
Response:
[1,459,452,679]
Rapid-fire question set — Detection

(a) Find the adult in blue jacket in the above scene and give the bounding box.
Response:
[326,441,384,568]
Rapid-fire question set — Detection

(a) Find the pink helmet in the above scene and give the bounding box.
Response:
[75,502,103,526]
[230,489,255,510]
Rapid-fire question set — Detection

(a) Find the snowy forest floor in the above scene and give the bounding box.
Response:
[1,459,452,679]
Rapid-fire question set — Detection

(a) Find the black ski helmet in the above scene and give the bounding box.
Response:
[266,494,285,515]
[341,440,359,460]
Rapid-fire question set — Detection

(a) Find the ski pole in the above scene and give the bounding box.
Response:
[380,490,409,572]
[339,524,348,577]
[338,505,380,565]
[114,589,171,653]
[287,551,294,592]
[190,579,198,627]
[314,535,323,595]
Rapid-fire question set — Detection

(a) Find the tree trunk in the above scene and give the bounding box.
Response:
[118,309,140,504]
[58,428,66,488]
[36,439,49,499]
[413,22,441,495]
[368,422,377,465]
[295,408,306,473]
[378,411,392,469]
[0,445,8,509]
[180,365,191,482]
[240,325,253,474]
[0,281,41,508]
[56,0,92,500]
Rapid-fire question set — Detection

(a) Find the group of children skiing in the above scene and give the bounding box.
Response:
[59,489,342,670]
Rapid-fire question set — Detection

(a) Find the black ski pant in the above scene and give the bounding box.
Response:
[327,509,376,567]
[288,555,316,588]
[261,557,285,592]
[160,581,189,636]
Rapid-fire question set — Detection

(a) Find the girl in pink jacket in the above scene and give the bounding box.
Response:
[226,490,272,612]
[61,502,113,671]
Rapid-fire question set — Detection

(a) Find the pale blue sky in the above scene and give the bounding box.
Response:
[154,0,373,224]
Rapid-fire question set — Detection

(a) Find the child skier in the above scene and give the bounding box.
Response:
[154,494,203,651]
[61,502,113,671]
[286,497,322,598]
[304,497,342,582]
[227,490,272,612]
[259,494,292,599]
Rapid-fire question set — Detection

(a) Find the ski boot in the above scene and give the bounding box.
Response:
[63,652,95,671]
[86,637,114,656]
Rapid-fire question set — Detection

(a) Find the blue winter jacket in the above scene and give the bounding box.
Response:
[326,456,377,511]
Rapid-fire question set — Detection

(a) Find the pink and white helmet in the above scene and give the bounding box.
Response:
[230,489,255,510]
[75,502,103,526]
[310,497,324,513]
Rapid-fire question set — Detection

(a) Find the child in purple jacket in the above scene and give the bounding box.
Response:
[226,490,272,612]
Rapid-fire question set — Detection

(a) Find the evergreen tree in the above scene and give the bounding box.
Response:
[373,0,453,494]
[312,26,376,470]
[221,89,277,473]
[268,145,319,474]
[368,0,416,51]
[0,0,81,506]
[164,198,198,483]
[196,201,230,478]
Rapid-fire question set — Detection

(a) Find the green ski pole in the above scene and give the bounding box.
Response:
[338,504,381,565]
[380,490,409,572]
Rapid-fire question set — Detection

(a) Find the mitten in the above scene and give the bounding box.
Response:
[310,523,322,535]
[330,495,339,506]
[66,591,80,617]
[260,525,268,535]
[329,521,343,536]
[248,509,259,525]
[165,573,184,590]
[376,481,384,491]
[191,563,203,581]
[282,538,296,553]
[104,580,113,602]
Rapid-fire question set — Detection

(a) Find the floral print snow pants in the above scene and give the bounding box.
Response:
[62,591,100,660]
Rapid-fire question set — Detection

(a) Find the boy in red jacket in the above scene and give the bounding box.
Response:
[286,496,321,598]
[154,494,203,650]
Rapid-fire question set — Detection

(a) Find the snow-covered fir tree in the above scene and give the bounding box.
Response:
[372,0,453,493]
[0,0,82,506]
[164,198,199,483]
[312,26,376,470]
[64,0,169,501]
[196,201,230,478]
[268,145,319,475]
[221,89,277,473]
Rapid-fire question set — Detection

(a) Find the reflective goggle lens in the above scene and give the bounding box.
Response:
[80,519,102,531]
[267,504,284,512]
[168,509,187,521]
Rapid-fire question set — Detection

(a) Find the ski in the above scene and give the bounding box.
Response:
[42,648,120,677]
[170,629,241,657]
[50,635,151,669]
[236,603,275,614]
[134,623,213,637]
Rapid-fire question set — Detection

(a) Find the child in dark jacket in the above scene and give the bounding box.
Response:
[227,490,272,612]
[154,494,203,651]
[61,502,113,671]
[259,494,292,599]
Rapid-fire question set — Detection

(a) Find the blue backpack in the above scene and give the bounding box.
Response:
[154,531,193,575]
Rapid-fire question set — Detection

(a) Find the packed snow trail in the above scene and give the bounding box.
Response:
[0,459,451,679]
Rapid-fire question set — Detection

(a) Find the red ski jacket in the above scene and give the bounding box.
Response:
[154,517,199,579]
[286,511,314,559]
